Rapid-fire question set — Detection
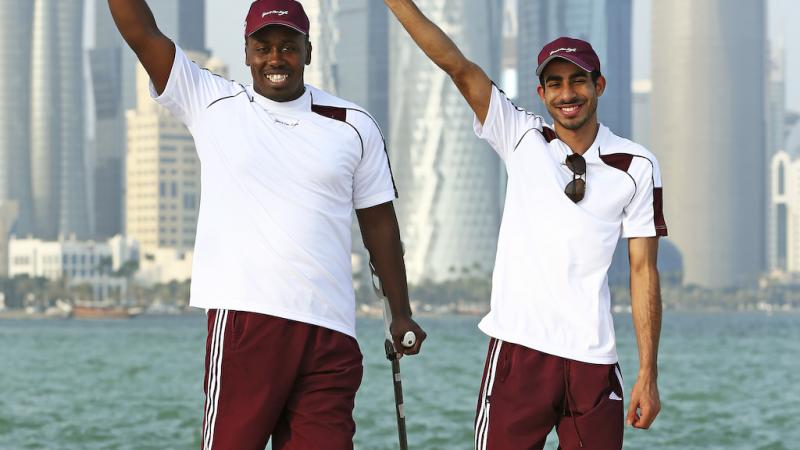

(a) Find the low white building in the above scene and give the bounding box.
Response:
[9,235,138,280]
[137,247,193,285]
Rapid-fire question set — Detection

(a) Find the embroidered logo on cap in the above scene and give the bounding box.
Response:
[262,10,289,17]
[550,47,577,55]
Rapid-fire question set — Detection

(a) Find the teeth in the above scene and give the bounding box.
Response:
[561,105,579,113]
[266,74,288,83]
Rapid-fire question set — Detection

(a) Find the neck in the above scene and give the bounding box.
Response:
[554,119,600,155]
[253,85,306,103]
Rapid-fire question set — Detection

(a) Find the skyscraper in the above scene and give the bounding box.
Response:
[303,0,339,93]
[126,55,227,254]
[389,0,504,283]
[516,0,632,139]
[178,0,208,54]
[91,3,126,239]
[336,0,389,132]
[30,0,90,240]
[651,0,766,288]
[767,46,786,272]
[0,0,34,235]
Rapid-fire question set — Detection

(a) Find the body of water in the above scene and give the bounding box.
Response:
[1,312,798,449]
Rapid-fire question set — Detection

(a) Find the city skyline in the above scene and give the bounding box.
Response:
[3,0,800,290]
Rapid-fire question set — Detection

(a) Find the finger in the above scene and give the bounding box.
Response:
[626,399,639,426]
[634,406,659,429]
[402,333,425,355]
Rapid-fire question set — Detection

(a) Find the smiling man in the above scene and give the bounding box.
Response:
[108,0,426,449]
[384,1,667,449]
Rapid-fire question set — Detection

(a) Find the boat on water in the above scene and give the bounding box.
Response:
[71,302,142,319]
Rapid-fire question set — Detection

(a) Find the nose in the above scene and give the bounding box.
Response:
[560,83,578,102]
[266,47,285,66]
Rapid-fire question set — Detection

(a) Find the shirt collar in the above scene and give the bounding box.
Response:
[249,85,312,113]
[552,123,609,161]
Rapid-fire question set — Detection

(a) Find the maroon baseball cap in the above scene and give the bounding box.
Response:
[536,37,600,76]
[244,0,310,38]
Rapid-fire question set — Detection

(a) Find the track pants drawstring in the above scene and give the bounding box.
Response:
[563,359,584,448]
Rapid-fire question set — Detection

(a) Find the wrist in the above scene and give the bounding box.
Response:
[637,366,658,380]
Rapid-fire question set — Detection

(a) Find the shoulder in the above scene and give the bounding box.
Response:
[308,86,383,136]
[599,128,661,176]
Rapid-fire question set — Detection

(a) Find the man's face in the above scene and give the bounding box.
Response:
[536,59,605,132]
[245,25,311,102]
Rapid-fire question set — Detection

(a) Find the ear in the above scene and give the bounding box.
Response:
[306,40,312,65]
[244,42,251,67]
[594,74,606,97]
[537,84,546,103]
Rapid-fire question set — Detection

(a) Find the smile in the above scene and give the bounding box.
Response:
[266,74,289,83]
[557,103,583,117]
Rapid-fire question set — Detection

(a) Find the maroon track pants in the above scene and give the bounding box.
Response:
[474,339,625,450]
[201,309,363,450]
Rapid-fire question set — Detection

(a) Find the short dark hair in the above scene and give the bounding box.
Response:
[539,70,602,89]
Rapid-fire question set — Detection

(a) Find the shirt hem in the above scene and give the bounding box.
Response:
[354,190,396,210]
[478,322,619,365]
[190,300,356,339]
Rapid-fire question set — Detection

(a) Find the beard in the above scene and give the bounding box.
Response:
[549,98,598,131]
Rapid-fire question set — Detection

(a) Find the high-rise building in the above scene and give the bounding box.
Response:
[303,0,339,93]
[125,54,227,254]
[0,1,34,235]
[389,0,504,283]
[336,0,389,132]
[516,0,632,139]
[30,0,90,240]
[91,3,126,240]
[178,0,208,54]
[767,45,786,271]
[632,79,651,148]
[651,0,766,288]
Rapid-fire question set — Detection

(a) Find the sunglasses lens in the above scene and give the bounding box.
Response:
[566,154,586,175]
[565,179,585,203]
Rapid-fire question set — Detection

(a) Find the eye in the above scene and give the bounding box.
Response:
[548,82,561,88]
[280,44,295,53]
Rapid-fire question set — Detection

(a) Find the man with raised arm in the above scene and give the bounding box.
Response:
[108,0,426,448]
[384,1,667,449]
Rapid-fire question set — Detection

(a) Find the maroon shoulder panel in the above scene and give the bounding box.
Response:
[311,104,347,122]
[599,153,634,172]
[541,126,557,143]
[653,187,668,236]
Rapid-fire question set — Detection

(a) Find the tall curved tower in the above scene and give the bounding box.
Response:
[29,0,89,239]
[390,0,504,283]
[0,0,34,235]
[56,0,90,238]
[30,0,62,239]
[651,0,766,287]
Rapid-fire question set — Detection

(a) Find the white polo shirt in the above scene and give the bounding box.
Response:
[151,46,397,338]
[474,85,668,364]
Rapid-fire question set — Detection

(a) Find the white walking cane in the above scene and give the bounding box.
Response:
[369,261,415,450]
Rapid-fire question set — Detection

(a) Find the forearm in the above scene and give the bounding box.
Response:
[630,266,662,377]
[358,207,412,319]
[384,0,470,76]
[107,0,163,51]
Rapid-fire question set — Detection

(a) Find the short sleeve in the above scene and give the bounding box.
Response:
[473,84,545,161]
[150,45,233,127]
[352,112,397,210]
[622,156,668,238]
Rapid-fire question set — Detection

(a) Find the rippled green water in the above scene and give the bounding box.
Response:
[1,312,798,449]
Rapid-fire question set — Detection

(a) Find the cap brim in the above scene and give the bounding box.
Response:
[247,21,307,37]
[535,55,594,76]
